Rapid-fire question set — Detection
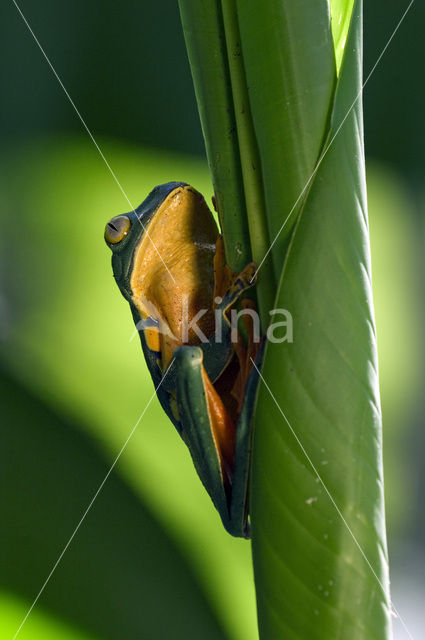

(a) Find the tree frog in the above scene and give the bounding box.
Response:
[104,182,262,537]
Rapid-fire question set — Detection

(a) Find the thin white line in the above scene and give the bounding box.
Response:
[11,0,175,283]
[251,359,414,640]
[12,359,174,640]
[254,0,414,281]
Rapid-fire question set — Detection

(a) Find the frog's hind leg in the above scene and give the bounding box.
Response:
[230,336,265,538]
[174,345,237,535]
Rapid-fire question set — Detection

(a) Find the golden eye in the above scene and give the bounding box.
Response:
[104,215,130,244]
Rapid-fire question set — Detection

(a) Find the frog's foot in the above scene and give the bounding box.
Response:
[213,235,256,317]
[223,263,256,310]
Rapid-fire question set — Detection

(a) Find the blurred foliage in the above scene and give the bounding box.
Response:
[0,0,202,156]
[367,164,423,539]
[0,591,95,640]
[0,365,226,640]
[1,1,424,181]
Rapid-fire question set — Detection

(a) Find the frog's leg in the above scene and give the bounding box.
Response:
[229,334,265,538]
[174,345,243,536]
[211,292,264,538]
[201,239,262,536]
[175,327,264,538]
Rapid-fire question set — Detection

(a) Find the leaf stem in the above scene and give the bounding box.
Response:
[220,0,276,321]
[178,0,251,273]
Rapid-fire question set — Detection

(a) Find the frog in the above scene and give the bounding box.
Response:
[104,182,262,538]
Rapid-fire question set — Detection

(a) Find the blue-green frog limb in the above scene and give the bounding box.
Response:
[105,182,263,538]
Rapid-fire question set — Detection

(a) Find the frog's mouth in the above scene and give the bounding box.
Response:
[129,184,219,367]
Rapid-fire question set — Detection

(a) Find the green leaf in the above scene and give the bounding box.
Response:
[330,0,356,72]
[236,0,337,282]
[179,1,338,318]
[251,3,392,638]
[178,0,250,273]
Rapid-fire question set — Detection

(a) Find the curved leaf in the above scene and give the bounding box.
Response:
[236,0,337,281]
[251,3,392,638]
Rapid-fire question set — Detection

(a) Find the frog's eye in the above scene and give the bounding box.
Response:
[104,216,131,244]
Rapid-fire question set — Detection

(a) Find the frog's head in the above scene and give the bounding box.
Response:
[104,182,189,300]
[105,182,219,353]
